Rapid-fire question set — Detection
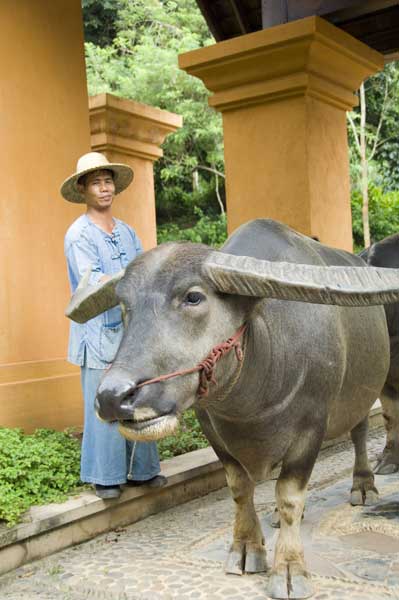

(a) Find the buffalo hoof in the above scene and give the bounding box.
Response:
[271,508,280,528]
[289,574,315,599]
[374,455,399,475]
[364,489,379,506]
[267,569,314,599]
[225,542,267,575]
[350,487,379,506]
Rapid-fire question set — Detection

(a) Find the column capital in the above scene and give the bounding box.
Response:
[179,16,384,112]
[89,93,182,161]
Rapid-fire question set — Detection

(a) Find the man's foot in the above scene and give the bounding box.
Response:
[126,475,167,488]
[95,484,121,499]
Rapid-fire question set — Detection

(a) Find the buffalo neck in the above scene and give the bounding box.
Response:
[198,311,275,421]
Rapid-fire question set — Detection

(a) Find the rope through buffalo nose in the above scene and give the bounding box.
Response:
[135,323,247,398]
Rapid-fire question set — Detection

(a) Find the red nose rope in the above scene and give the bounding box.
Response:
[136,323,247,398]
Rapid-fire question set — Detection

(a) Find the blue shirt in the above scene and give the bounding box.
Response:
[64,214,142,368]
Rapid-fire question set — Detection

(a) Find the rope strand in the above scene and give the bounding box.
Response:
[136,323,247,398]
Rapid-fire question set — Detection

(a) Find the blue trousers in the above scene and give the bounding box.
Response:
[80,365,160,486]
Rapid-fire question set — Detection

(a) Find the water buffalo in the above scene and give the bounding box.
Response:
[360,233,399,475]
[67,219,399,599]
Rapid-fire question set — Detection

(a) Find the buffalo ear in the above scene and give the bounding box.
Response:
[203,251,399,307]
[65,268,125,323]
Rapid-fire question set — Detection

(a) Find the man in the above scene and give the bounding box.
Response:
[61,152,166,499]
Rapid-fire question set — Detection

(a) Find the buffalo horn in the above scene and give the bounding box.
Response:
[204,251,399,306]
[65,268,125,323]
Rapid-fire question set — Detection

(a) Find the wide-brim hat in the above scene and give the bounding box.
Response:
[60,152,134,203]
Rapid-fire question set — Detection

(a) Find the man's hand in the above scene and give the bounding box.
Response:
[99,275,111,284]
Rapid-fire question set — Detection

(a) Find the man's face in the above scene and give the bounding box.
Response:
[79,169,116,210]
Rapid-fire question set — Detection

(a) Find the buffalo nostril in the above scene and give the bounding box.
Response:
[120,389,138,409]
[96,374,139,420]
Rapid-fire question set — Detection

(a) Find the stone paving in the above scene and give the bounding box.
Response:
[1,428,399,599]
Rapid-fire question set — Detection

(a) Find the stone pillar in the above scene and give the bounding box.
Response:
[179,16,384,250]
[89,94,182,250]
[0,0,91,432]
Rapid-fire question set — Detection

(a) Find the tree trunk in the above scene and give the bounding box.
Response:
[359,83,370,248]
[212,163,225,215]
[192,169,199,191]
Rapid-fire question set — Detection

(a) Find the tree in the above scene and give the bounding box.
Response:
[348,63,399,247]
[83,0,225,225]
[82,0,120,47]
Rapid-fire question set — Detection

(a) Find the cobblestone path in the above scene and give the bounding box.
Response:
[1,428,399,599]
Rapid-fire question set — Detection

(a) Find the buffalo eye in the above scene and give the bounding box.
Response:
[184,291,205,306]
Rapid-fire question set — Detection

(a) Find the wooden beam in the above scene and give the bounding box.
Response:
[287,0,399,22]
[195,0,225,40]
[195,0,399,52]
[228,0,251,34]
[261,0,288,28]
[261,1,399,28]
[327,0,399,23]
[385,51,399,63]
[339,6,399,54]
[288,1,360,21]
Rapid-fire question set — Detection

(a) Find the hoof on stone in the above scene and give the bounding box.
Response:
[374,460,399,475]
[244,545,268,573]
[271,508,280,528]
[267,573,288,599]
[267,571,314,599]
[225,542,267,575]
[364,489,379,506]
[225,548,244,575]
[350,489,363,506]
[350,488,379,506]
[289,574,315,599]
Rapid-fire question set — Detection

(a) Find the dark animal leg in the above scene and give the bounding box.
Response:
[375,385,399,474]
[194,407,266,574]
[350,416,379,505]
[223,459,267,574]
[267,434,320,600]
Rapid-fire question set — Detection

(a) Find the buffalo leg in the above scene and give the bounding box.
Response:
[268,450,320,598]
[375,384,399,474]
[194,407,266,574]
[223,460,267,574]
[268,474,314,599]
[350,416,379,505]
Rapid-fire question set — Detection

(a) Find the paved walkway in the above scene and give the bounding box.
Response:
[1,428,399,600]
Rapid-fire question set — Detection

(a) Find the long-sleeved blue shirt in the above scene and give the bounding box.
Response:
[64,214,142,368]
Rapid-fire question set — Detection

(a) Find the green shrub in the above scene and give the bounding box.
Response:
[157,209,227,247]
[158,410,209,459]
[352,186,399,252]
[0,428,82,527]
[0,415,209,527]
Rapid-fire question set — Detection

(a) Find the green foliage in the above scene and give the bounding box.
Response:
[83,0,224,225]
[157,410,208,460]
[365,64,399,191]
[157,209,227,246]
[82,0,120,47]
[0,416,210,526]
[352,186,399,252]
[348,63,399,193]
[0,428,82,527]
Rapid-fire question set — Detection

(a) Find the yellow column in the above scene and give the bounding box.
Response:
[179,16,384,250]
[89,94,182,250]
[0,1,90,431]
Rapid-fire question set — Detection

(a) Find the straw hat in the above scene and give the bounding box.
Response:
[60,152,134,203]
